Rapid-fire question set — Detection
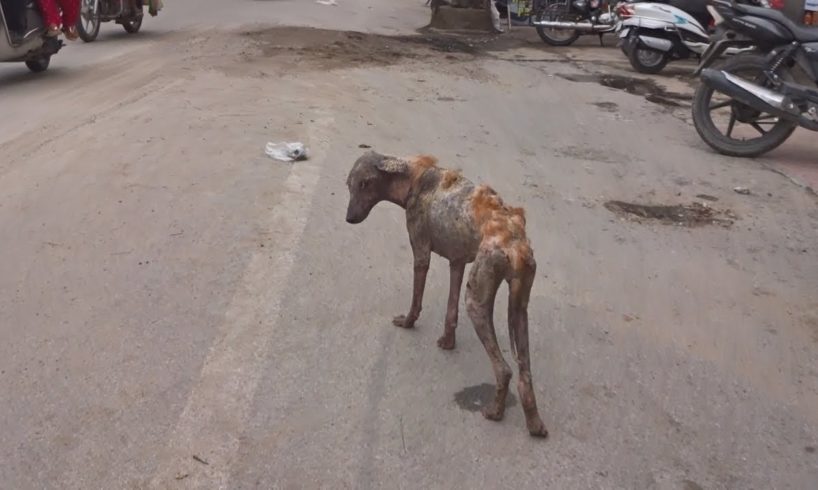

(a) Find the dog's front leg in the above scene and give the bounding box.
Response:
[437,261,465,350]
[393,249,430,329]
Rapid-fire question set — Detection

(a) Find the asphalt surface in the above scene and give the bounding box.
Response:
[1,1,817,489]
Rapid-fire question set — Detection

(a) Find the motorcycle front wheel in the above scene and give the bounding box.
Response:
[534,2,580,46]
[77,0,101,42]
[692,54,797,158]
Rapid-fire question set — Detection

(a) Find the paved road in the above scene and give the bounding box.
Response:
[1,1,817,489]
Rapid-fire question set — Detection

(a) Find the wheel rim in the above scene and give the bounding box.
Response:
[80,0,98,33]
[702,68,788,143]
[541,3,578,42]
[636,48,664,67]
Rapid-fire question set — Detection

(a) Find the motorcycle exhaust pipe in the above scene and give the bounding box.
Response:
[530,20,611,31]
[700,69,818,131]
[701,69,793,117]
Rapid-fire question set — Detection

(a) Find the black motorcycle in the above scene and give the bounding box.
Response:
[691,0,818,157]
[529,0,620,46]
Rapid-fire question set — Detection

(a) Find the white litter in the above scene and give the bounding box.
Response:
[316,0,338,5]
[265,142,308,162]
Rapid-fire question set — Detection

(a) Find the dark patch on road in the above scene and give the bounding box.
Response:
[558,73,691,108]
[591,101,619,112]
[806,445,816,453]
[605,200,735,227]
[241,27,498,71]
[682,480,704,490]
[454,383,517,412]
[696,194,719,202]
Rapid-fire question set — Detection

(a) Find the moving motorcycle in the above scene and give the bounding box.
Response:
[77,0,158,42]
[530,0,621,46]
[691,0,818,157]
[0,0,63,72]
[616,0,764,74]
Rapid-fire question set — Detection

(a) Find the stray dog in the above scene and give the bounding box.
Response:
[345,151,547,437]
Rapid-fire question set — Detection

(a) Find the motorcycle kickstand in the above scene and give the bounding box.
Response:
[598,33,604,47]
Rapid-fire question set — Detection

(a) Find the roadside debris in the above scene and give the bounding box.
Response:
[358,143,372,148]
[192,455,209,465]
[696,194,719,202]
[265,142,308,162]
[733,187,751,195]
[316,0,338,5]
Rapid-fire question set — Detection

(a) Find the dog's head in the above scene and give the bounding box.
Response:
[345,151,409,224]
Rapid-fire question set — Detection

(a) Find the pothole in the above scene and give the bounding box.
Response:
[454,383,517,412]
[558,73,691,108]
[605,200,735,227]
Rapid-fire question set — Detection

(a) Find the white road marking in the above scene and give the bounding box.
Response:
[149,113,333,489]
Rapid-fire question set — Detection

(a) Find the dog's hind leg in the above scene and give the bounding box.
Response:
[466,250,511,421]
[508,255,548,437]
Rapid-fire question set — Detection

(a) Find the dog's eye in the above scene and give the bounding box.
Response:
[359,181,368,190]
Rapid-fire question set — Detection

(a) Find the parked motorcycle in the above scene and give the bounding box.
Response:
[691,0,818,157]
[530,0,621,46]
[76,0,148,42]
[0,0,63,72]
[616,0,765,74]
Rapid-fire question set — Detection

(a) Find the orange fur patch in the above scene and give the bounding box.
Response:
[471,185,532,269]
[408,154,438,184]
[440,169,462,190]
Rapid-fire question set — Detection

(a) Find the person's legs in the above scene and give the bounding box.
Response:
[35,0,61,34]
[57,0,79,39]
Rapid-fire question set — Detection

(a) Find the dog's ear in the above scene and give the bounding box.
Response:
[375,157,409,174]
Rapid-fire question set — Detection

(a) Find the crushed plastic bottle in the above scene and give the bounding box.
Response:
[264,142,308,162]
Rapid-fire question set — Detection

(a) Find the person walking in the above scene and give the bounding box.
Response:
[36,0,80,40]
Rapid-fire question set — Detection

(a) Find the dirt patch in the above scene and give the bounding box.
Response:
[558,73,691,108]
[605,200,735,227]
[454,383,517,412]
[591,101,619,113]
[240,27,492,71]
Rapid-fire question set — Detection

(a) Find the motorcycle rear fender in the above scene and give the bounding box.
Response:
[638,34,674,52]
[797,42,818,82]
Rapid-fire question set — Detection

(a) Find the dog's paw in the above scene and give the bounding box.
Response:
[392,315,415,329]
[527,419,549,438]
[481,405,505,421]
[436,334,455,350]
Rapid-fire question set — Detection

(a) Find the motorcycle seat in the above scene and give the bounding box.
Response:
[733,3,818,43]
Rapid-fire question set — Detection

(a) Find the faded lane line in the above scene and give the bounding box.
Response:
[149,113,333,489]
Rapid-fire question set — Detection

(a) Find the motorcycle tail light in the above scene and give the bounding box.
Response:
[769,0,784,9]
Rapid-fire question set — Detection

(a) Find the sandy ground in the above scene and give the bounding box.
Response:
[1,1,817,489]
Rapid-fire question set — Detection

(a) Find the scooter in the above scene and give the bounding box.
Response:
[615,0,764,74]
[0,0,63,73]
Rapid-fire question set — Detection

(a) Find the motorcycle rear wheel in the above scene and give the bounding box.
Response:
[626,33,669,74]
[122,15,143,34]
[535,2,580,47]
[692,54,797,158]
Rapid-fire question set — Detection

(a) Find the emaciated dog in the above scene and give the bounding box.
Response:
[345,151,547,437]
